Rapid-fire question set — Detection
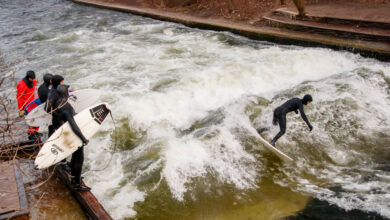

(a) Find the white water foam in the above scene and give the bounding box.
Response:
[2,3,390,218]
[264,66,390,218]
[74,26,379,218]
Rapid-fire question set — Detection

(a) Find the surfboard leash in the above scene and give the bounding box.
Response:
[84,110,117,173]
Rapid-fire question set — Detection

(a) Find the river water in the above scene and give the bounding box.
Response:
[1,0,390,219]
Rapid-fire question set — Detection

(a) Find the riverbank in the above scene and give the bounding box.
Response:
[70,0,390,61]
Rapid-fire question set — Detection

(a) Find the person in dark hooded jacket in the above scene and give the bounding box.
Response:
[45,75,64,114]
[37,73,53,103]
[45,75,64,136]
[257,94,313,146]
[53,84,90,191]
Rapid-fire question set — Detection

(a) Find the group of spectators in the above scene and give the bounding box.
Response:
[16,70,90,191]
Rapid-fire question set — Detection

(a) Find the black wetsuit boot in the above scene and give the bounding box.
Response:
[71,147,83,183]
[70,147,90,191]
[256,127,269,134]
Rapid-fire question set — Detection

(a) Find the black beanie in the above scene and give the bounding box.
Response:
[51,75,64,89]
[26,70,36,80]
[302,94,313,105]
[23,70,36,88]
[43,73,53,85]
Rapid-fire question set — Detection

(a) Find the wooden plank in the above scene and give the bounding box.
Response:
[0,162,29,220]
[0,162,20,214]
[55,166,113,220]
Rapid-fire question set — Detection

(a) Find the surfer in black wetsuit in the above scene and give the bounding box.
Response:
[45,75,64,136]
[37,73,53,103]
[257,94,313,146]
[46,75,64,112]
[53,84,90,191]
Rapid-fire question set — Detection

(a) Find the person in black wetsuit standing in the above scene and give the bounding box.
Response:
[45,75,64,112]
[37,73,53,103]
[53,84,90,191]
[45,75,64,136]
[257,94,313,146]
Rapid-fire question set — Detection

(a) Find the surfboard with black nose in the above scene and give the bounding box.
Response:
[34,103,111,169]
[257,133,293,163]
[25,89,101,127]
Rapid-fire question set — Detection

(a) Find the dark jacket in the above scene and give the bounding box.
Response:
[45,75,64,113]
[37,74,52,103]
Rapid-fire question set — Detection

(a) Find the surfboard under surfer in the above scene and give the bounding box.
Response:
[257,94,313,146]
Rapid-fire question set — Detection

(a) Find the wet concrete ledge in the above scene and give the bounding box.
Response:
[70,0,390,62]
[55,166,113,220]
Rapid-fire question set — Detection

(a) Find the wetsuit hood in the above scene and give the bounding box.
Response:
[54,84,70,109]
[302,94,312,105]
[57,84,70,99]
[43,73,53,85]
[23,70,36,88]
[52,75,64,89]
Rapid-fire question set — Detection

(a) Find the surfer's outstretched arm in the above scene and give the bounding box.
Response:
[298,103,312,131]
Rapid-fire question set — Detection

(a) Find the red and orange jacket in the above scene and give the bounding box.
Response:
[16,79,37,110]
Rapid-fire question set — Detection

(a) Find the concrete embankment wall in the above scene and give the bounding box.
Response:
[71,0,390,61]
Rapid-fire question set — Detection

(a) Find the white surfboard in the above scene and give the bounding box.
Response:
[25,89,101,127]
[257,134,293,163]
[34,103,111,169]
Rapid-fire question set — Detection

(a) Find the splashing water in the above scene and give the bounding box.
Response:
[1,0,389,219]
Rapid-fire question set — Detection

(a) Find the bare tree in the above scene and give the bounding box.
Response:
[0,52,41,160]
[1,52,57,215]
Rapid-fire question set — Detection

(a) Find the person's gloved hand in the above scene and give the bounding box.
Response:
[308,125,313,132]
[82,139,89,146]
[18,110,25,117]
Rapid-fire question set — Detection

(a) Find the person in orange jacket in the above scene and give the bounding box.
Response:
[16,70,40,140]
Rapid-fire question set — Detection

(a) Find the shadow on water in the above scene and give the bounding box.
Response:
[285,198,387,220]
